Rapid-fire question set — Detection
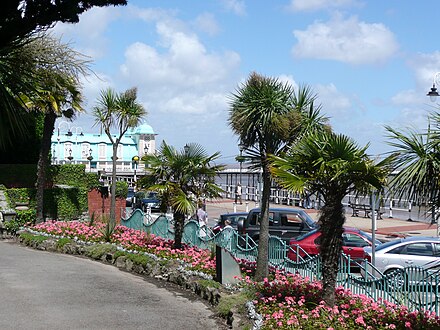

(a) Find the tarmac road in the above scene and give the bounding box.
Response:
[0,241,223,330]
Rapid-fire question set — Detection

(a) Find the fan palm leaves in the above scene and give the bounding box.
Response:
[141,141,224,249]
[270,131,393,306]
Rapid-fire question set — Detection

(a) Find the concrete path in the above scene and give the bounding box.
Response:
[0,241,224,330]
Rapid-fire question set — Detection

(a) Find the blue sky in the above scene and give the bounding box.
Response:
[52,0,440,164]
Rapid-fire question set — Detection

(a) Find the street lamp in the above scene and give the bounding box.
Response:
[132,155,139,184]
[237,143,245,186]
[87,148,93,172]
[67,148,73,163]
[426,72,440,102]
[144,144,149,156]
[184,143,190,155]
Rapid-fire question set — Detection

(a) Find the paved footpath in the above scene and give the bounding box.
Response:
[204,198,440,240]
[0,241,225,330]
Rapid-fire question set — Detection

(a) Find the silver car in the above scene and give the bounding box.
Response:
[363,236,440,276]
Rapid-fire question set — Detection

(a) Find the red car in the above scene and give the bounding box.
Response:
[288,227,382,262]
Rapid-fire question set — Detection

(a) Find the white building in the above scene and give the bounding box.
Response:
[51,122,156,175]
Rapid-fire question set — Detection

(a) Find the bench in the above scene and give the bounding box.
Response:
[350,203,383,219]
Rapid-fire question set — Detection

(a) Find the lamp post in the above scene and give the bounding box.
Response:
[184,143,190,155]
[426,72,440,102]
[67,148,73,163]
[87,148,93,172]
[237,143,245,185]
[132,155,139,185]
[426,73,440,225]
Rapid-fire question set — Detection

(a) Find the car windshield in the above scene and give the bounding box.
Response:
[294,229,319,241]
[358,229,382,246]
[297,210,318,228]
[374,238,404,251]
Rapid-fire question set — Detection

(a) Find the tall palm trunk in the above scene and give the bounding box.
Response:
[319,194,345,306]
[255,163,271,281]
[110,143,118,224]
[35,112,57,223]
[173,211,185,249]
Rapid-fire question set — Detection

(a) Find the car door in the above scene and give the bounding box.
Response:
[387,242,437,269]
[342,233,371,260]
[278,212,303,241]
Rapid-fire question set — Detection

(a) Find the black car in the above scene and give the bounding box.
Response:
[126,188,135,207]
[237,207,318,244]
[212,212,248,234]
[141,191,161,212]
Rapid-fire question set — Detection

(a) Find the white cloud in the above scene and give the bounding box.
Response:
[315,83,351,117]
[288,0,362,12]
[292,15,399,65]
[52,6,120,58]
[220,0,246,16]
[193,12,220,36]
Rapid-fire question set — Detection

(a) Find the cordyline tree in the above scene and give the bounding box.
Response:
[0,0,126,148]
[228,72,329,281]
[140,142,224,249]
[269,131,393,306]
[93,87,147,224]
[385,112,440,225]
[17,34,90,223]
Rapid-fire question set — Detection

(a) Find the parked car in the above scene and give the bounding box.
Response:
[237,207,318,244]
[363,236,440,276]
[126,188,135,207]
[288,227,382,262]
[212,212,248,234]
[141,191,161,212]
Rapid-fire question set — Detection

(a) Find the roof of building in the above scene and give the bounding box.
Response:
[127,123,155,135]
[52,133,136,145]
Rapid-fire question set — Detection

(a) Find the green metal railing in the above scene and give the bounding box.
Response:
[120,209,440,314]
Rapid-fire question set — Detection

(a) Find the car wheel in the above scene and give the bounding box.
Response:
[384,268,406,289]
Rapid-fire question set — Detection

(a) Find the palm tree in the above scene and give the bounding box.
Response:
[228,72,329,280]
[17,35,90,222]
[270,131,392,306]
[93,87,147,224]
[385,113,440,224]
[141,142,224,249]
[23,74,83,222]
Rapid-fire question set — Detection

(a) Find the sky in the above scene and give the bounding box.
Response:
[51,0,440,164]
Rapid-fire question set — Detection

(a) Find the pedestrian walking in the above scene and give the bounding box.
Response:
[235,182,242,204]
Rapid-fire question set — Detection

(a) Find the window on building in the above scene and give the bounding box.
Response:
[98,144,106,159]
[81,143,91,160]
[117,144,123,160]
[64,143,72,160]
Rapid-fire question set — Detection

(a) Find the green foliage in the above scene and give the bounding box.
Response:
[0,164,37,187]
[115,180,128,198]
[216,292,252,317]
[84,243,117,260]
[4,209,36,234]
[100,215,116,242]
[19,232,48,244]
[5,188,34,208]
[125,253,153,267]
[56,237,73,249]
[43,187,82,220]
[198,279,221,290]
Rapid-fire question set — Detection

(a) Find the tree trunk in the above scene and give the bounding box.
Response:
[173,211,185,249]
[254,164,271,281]
[109,143,118,224]
[35,112,57,223]
[319,195,345,306]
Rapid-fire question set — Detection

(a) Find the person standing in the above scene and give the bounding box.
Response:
[197,203,208,237]
[235,182,242,204]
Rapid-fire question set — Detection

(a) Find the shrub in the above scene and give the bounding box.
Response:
[19,232,48,245]
[217,292,252,318]
[85,244,117,260]
[56,237,73,249]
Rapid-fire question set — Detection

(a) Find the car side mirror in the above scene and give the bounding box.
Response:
[237,218,244,233]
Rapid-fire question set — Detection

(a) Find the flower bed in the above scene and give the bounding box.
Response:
[29,221,440,329]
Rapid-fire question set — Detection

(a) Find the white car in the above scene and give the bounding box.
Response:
[363,236,440,276]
